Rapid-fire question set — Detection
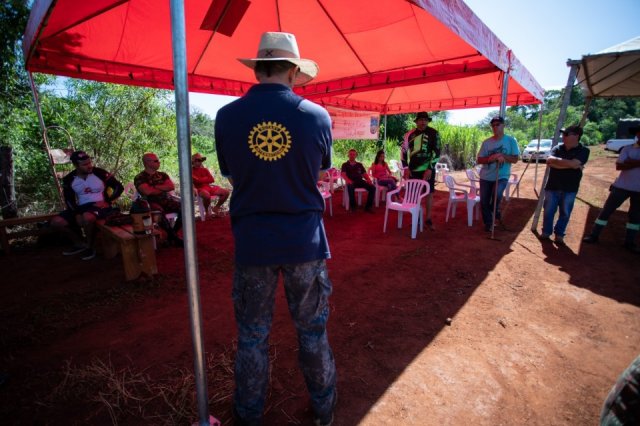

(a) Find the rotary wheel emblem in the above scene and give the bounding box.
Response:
[248,121,291,161]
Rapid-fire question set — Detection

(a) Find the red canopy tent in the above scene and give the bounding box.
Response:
[22,2,544,424]
[23,0,543,113]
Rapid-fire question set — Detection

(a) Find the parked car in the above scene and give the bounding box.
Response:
[605,139,635,153]
[521,139,553,162]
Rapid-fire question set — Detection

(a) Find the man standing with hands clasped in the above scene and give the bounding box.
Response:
[476,116,519,232]
[215,32,337,426]
[402,111,440,230]
[540,125,590,245]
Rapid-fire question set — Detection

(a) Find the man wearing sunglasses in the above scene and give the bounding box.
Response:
[539,125,590,245]
[191,153,229,217]
[476,116,520,232]
[134,153,183,247]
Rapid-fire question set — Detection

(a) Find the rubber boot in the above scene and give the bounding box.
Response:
[623,226,639,253]
[583,223,604,244]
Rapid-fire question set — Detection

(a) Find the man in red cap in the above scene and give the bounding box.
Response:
[191,153,229,217]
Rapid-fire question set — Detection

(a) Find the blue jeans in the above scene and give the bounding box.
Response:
[480,178,508,228]
[232,259,337,424]
[542,190,578,237]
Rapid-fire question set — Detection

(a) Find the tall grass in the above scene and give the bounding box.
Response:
[332,122,491,171]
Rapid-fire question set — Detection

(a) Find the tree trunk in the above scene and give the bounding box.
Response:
[0,146,17,219]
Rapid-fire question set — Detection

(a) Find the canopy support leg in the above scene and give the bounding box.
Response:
[531,60,581,233]
[169,1,210,425]
[28,72,65,210]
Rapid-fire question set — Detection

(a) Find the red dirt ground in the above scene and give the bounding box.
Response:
[1,147,639,425]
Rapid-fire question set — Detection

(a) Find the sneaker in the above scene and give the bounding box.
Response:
[538,233,551,241]
[582,235,598,244]
[314,413,334,426]
[80,248,96,261]
[170,237,184,248]
[62,245,87,256]
[313,390,337,426]
[554,236,566,246]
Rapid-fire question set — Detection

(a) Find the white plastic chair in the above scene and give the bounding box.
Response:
[322,168,344,193]
[318,181,333,217]
[368,169,390,208]
[388,160,406,181]
[435,162,450,182]
[444,175,480,227]
[505,173,520,201]
[342,185,367,210]
[383,179,429,239]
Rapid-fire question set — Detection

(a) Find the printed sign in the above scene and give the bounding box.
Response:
[327,107,380,140]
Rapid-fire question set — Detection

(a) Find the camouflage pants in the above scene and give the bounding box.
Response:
[232,259,337,424]
[601,354,640,425]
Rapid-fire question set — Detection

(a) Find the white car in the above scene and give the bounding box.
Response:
[521,139,553,162]
[605,139,635,153]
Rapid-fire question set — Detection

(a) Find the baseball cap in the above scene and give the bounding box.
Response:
[560,125,583,137]
[70,150,91,165]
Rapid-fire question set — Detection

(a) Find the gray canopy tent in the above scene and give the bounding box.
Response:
[532,36,640,231]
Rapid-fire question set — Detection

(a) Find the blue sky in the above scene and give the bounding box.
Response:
[189,0,640,125]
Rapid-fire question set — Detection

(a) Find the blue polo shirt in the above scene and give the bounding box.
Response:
[478,134,520,181]
[215,83,332,266]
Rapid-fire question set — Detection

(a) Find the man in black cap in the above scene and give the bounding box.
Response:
[539,125,590,245]
[583,126,640,252]
[401,111,441,230]
[50,150,124,260]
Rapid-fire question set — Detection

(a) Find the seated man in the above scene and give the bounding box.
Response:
[341,149,375,212]
[191,153,230,217]
[134,152,183,247]
[51,150,124,260]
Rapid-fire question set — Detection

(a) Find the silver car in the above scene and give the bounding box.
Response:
[521,139,553,162]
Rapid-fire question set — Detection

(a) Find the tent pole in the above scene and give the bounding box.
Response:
[383,114,387,142]
[531,60,580,233]
[499,51,511,116]
[28,72,65,210]
[499,70,509,116]
[533,101,545,195]
[169,1,210,425]
[579,96,593,127]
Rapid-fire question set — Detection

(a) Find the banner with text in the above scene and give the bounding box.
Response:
[328,107,380,140]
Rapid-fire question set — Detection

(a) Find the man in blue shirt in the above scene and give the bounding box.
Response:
[215,32,336,426]
[476,116,520,232]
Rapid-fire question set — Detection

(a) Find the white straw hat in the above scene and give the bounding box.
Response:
[238,32,319,85]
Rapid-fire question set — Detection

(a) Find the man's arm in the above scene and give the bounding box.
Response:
[616,147,640,170]
[137,173,175,196]
[341,170,353,185]
[547,156,582,169]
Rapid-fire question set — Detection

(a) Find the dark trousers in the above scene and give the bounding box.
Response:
[480,178,508,228]
[347,179,375,209]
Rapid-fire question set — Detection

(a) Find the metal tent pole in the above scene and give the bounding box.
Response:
[168,1,210,425]
[499,69,509,117]
[28,72,65,209]
[531,60,580,232]
[533,102,545,195]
